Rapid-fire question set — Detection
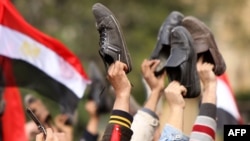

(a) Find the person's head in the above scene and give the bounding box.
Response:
[25,94,51,123]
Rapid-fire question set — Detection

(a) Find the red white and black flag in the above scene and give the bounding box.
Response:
[216,73,243,131]
[0,0,90,134]
[0,56,28,141]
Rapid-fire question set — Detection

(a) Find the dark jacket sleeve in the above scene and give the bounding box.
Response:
[101,110,133,141]
[80,129,99,141]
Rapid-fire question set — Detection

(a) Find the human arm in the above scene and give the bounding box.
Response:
[108,61,131,112]
[159,81,189,141]
[54,114,73,141]
[80,100,99,141]
[141,59,166,112]
[101,61,133,141]
[164,81,187,131]
[131,59,166,141]
[190,57,217,141]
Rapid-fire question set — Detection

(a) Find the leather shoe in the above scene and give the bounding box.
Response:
[92,3,132,74]
[166,26,201,98]
[150,11,184,76]
[182,16,226,76]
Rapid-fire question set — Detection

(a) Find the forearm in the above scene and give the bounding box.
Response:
[113,92,130,113]
[129,96,141,116]
[144,89,162,112]
[202,83,217,104]
[166,107,184,131]
[86,116,99,135]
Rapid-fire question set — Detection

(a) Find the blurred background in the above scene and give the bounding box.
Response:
[11,0,250,140]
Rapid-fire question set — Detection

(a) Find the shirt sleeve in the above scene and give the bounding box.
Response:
[190,103,217,141]
[80,129,99,141]
[159,124,189,141]
[101,110,133,141]
[131,108,159,141]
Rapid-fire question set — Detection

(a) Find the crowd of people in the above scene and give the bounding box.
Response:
[25,2,228,141]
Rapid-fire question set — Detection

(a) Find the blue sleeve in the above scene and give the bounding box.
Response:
[159,124,189,141]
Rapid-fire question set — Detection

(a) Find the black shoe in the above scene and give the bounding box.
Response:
[166,26,201,98]
[87,61,113,115]
[92,3,132,74]
[150,11,184,76]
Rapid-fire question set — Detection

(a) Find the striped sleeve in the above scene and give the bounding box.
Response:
[109,110,133,128]
[101,110,133,141]
[190,103,217,141]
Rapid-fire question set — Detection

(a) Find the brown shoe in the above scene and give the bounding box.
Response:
[182,16,226,76]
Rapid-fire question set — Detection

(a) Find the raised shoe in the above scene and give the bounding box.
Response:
[150,11,184,76]
[92,3,132,74]
[166,26,201,98]
[182,16,226,76]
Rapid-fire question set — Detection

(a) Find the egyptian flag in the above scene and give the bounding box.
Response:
[216,73,243,131]
[0,0,90,116]
[0,56,27,141]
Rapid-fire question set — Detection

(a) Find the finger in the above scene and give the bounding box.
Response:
[206,62,214,70]
[36,133,44,141]
[114,61,123,71]
[120,62,128,72]
[197,55,204,64]
[171,80,180,86]
[141,59,147,69]
[150,60,160,71]
[107,63,115,76]
[180,85,187,96]
[197,55,204,70]
[158,70,167,79]
[46,128,53,141]
[142,59,152,71]
[111,61,119,76]
[56,114,68,126]
[141,60,148,75]
[55,132,65,141]
[52,134,59,141]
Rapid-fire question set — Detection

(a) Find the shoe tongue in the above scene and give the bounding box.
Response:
[166,47,188,67]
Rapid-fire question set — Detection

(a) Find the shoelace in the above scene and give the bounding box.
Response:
[97,25,134,88]
[99,25,107,46]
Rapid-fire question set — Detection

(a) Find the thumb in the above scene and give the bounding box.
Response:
[197,55,204,70]
[36,133,44,141]
[180,85,187,96]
